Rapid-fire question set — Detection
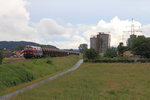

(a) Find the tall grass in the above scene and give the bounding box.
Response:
[0,55,80,95]
[11,63,150,100]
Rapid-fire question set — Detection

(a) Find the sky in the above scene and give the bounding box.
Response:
[0,0,150,49]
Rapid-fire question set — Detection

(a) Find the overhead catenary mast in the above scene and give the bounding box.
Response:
[124,18,142,35]
[120,18,142,46]
[124,19,142,47]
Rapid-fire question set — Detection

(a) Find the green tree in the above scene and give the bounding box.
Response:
[78,44,88,53]
[13,45,25,51]
[131,36,150,58]
[104,47,117,58]
[0,48,4,64]
[83,49,99,60]
[117,42,125,56]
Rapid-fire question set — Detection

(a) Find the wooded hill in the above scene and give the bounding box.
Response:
[0,41,57,50]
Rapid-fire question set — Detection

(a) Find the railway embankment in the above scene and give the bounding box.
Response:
[0,55,80,96]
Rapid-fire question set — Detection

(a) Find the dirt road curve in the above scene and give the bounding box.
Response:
[0,59,83,100]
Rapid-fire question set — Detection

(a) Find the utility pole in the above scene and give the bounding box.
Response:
[124,18,142,35]
[124,18,142,48]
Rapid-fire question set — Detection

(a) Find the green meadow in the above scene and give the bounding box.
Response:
[0,55,80,95]
[11,63,150,100]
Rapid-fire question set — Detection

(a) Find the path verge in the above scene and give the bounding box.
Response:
[0,59,83,100]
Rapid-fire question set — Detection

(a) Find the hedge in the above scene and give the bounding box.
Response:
[84,57,150,63]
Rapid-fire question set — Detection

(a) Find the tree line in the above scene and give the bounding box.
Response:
[0,48,4,64]
[83,36,150,60]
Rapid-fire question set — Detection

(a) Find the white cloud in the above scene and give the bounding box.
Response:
[35,18,71,38]
[0,0,150,49]
[141,25,150,37]
[82,17,143,46]
[46,34,87,49]
[0,0,36,41]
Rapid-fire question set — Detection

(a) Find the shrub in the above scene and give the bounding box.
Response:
[131,36,150,58]
[104,47,117,58]
[0,48,4,64]
[83,49,99,61]
[84,57,135,63]
[46,60,52,64]
[137,59,150,63]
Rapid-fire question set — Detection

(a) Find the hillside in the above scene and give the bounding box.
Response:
[0,41,57,50]
[0,55,80,95]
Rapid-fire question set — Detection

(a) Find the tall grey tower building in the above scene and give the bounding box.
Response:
[90,32,110,55]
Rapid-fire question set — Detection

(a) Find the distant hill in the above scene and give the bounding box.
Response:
[63,49,79,52]
[0,41,57,50]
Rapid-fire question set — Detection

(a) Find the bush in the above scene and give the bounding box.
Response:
[137,59,150,63]
[131,36,150,58]
[104,47,117,58]
[83,49,99,61]
[46,60,52,64]
[84,57,135,63]
[0,48,4,64]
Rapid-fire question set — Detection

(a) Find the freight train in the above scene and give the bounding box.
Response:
[23,45,79,58]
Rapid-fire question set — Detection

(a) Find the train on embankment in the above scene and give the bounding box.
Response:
[23,45,79,59]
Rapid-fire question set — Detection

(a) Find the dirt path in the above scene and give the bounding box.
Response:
[0,59,83,100]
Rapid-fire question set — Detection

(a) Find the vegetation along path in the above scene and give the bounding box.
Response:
[9,63,150,100]
[0,59,83,100]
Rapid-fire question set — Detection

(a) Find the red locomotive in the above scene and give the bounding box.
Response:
[24,45,79,58]
[24,45,43,58]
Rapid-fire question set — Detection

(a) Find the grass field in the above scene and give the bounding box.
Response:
[0,55,80,95]
[10,63,150,100]
[3,57,26,64]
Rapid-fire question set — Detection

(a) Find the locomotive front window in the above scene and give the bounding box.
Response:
[25,47,33,50]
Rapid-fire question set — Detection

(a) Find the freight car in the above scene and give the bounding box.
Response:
[24,45,79,58]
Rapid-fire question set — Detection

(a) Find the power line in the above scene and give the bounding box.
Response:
[124,18,142,35]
